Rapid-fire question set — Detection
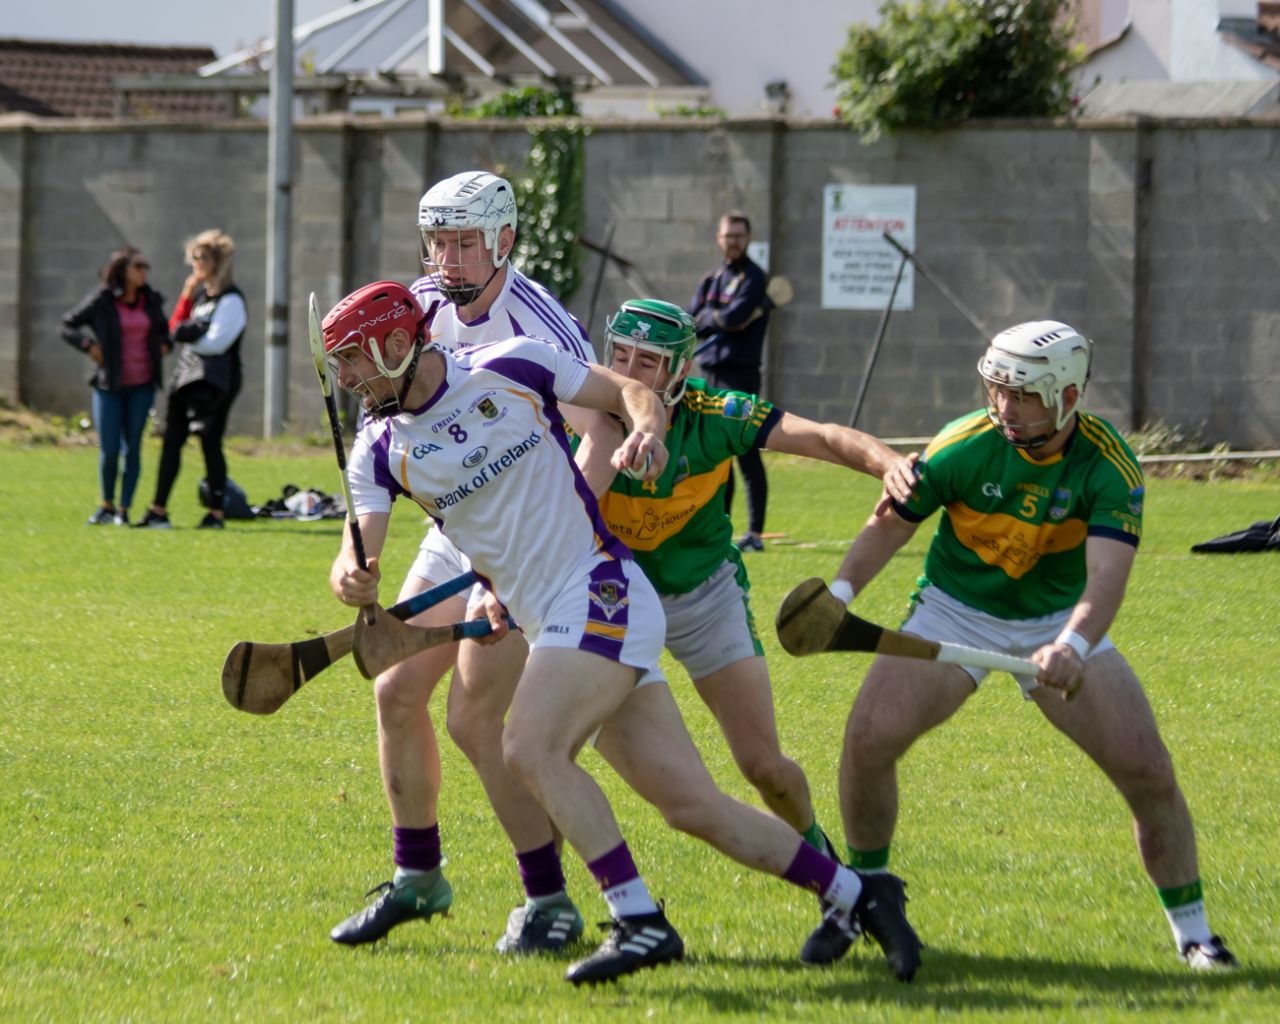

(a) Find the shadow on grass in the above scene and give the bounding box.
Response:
[222,523,345,538]
[668,947,1279,1015]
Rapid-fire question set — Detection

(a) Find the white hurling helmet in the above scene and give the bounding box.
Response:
[418,171,518,305]
[977,320,1093,448]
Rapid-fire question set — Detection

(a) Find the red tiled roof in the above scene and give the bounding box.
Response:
[0,38,226,119]
[1260,1,1280,35]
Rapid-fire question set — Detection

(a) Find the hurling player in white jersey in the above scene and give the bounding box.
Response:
[328,172,615,955]
[323,281,916,985]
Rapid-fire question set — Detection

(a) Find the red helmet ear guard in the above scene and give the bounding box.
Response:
[321,281,429,375]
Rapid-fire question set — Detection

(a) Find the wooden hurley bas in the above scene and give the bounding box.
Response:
[221,572,480,715]
[775,577,1080,700]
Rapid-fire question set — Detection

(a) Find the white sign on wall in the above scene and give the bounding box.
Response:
[821,184,917,310]
[747,241,770,272]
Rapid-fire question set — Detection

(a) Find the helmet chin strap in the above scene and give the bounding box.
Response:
[367,341,424,418]
[436,263,502,308]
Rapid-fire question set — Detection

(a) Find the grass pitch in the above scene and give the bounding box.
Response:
[1,438,1277,1023]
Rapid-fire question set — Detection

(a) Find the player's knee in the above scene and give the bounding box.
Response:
[649,780,722,839]
[1116,740,1177,803]
[374,669,426,731]
[445,691,501,762]
[501,730,544,792]
[737,749,792,799]
[844,711,908,769]
[657,794,714,839]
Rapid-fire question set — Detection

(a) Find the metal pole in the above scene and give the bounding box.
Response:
[882,231,990,341]
[848,252,907,430]
[264,0,294,437]
[585,221,615,337]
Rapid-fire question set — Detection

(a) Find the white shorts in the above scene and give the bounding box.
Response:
[902,585,1116,699]
[663,559,762,680]
[531,557,666,688]
[408,524,471,585]
[405,524,495,611]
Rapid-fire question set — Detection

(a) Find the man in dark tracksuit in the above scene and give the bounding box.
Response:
[689,211,774,551]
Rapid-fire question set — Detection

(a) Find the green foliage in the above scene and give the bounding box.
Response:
[832,0,1082,142]
[462,86,585,301]
[654,103,728,119]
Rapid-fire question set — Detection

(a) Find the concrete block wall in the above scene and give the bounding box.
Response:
[15,120,268,434]
[1144,124,1279,446]
[2,113,1277,447]
[0,126,27,404]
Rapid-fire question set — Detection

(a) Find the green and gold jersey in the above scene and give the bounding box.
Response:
[896,409,1144,620]
[601,378,780,595]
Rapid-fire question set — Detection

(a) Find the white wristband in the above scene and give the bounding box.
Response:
[1055,629,1092,661]
[828,579,855,607]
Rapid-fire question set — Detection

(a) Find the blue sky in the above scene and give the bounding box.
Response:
[6,1,345,59]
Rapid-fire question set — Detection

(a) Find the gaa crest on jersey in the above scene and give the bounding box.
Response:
[722,394,754,421]
[673,455,689,484]
[477,396,499,419]
[1128,486,1144,516]
[589,581,629,621]
[1048,487,1071,521]
[411,442,443,459]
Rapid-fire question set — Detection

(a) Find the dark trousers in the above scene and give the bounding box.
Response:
[700,364,767,535]
[153,381,236,510]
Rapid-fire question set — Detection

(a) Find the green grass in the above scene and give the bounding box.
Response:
[2,439,1278,1022]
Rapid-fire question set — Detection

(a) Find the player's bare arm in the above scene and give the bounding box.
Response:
[569,364,668,482]
[329,511,390,607]
[762,413,918,505]
[833,506,921,598]
[1031,535,1137,692]
[562,405,626,496]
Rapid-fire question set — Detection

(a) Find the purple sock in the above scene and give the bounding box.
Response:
[516,841,567,900]
[586,841,640,891]
[393,824,442,873]
[782,839,838,896]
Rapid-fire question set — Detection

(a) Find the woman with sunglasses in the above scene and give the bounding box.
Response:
[137,229,246,530]
[61,246,171,526]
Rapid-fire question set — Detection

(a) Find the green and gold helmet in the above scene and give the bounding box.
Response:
[603,298,697,406]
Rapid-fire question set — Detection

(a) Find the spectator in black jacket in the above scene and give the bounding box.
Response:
[61,247,171,526]
[137,230,246,530]
[689,211,774,551]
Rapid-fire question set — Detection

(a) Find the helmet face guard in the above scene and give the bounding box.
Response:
[322,281,430,417]
[977,321,1092,449]
[603,299,697,407]
[417,171,517,307]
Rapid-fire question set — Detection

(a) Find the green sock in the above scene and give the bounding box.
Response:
[848,845,890,874]
[801,819,830,854]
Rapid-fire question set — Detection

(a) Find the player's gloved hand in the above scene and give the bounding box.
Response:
[335,554,381,608]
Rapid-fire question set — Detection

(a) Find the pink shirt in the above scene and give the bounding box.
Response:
[116,299,152,386]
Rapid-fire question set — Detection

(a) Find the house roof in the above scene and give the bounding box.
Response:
[0,38,224,119]
[1219,2,1280,73]
[204,0,703,98]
